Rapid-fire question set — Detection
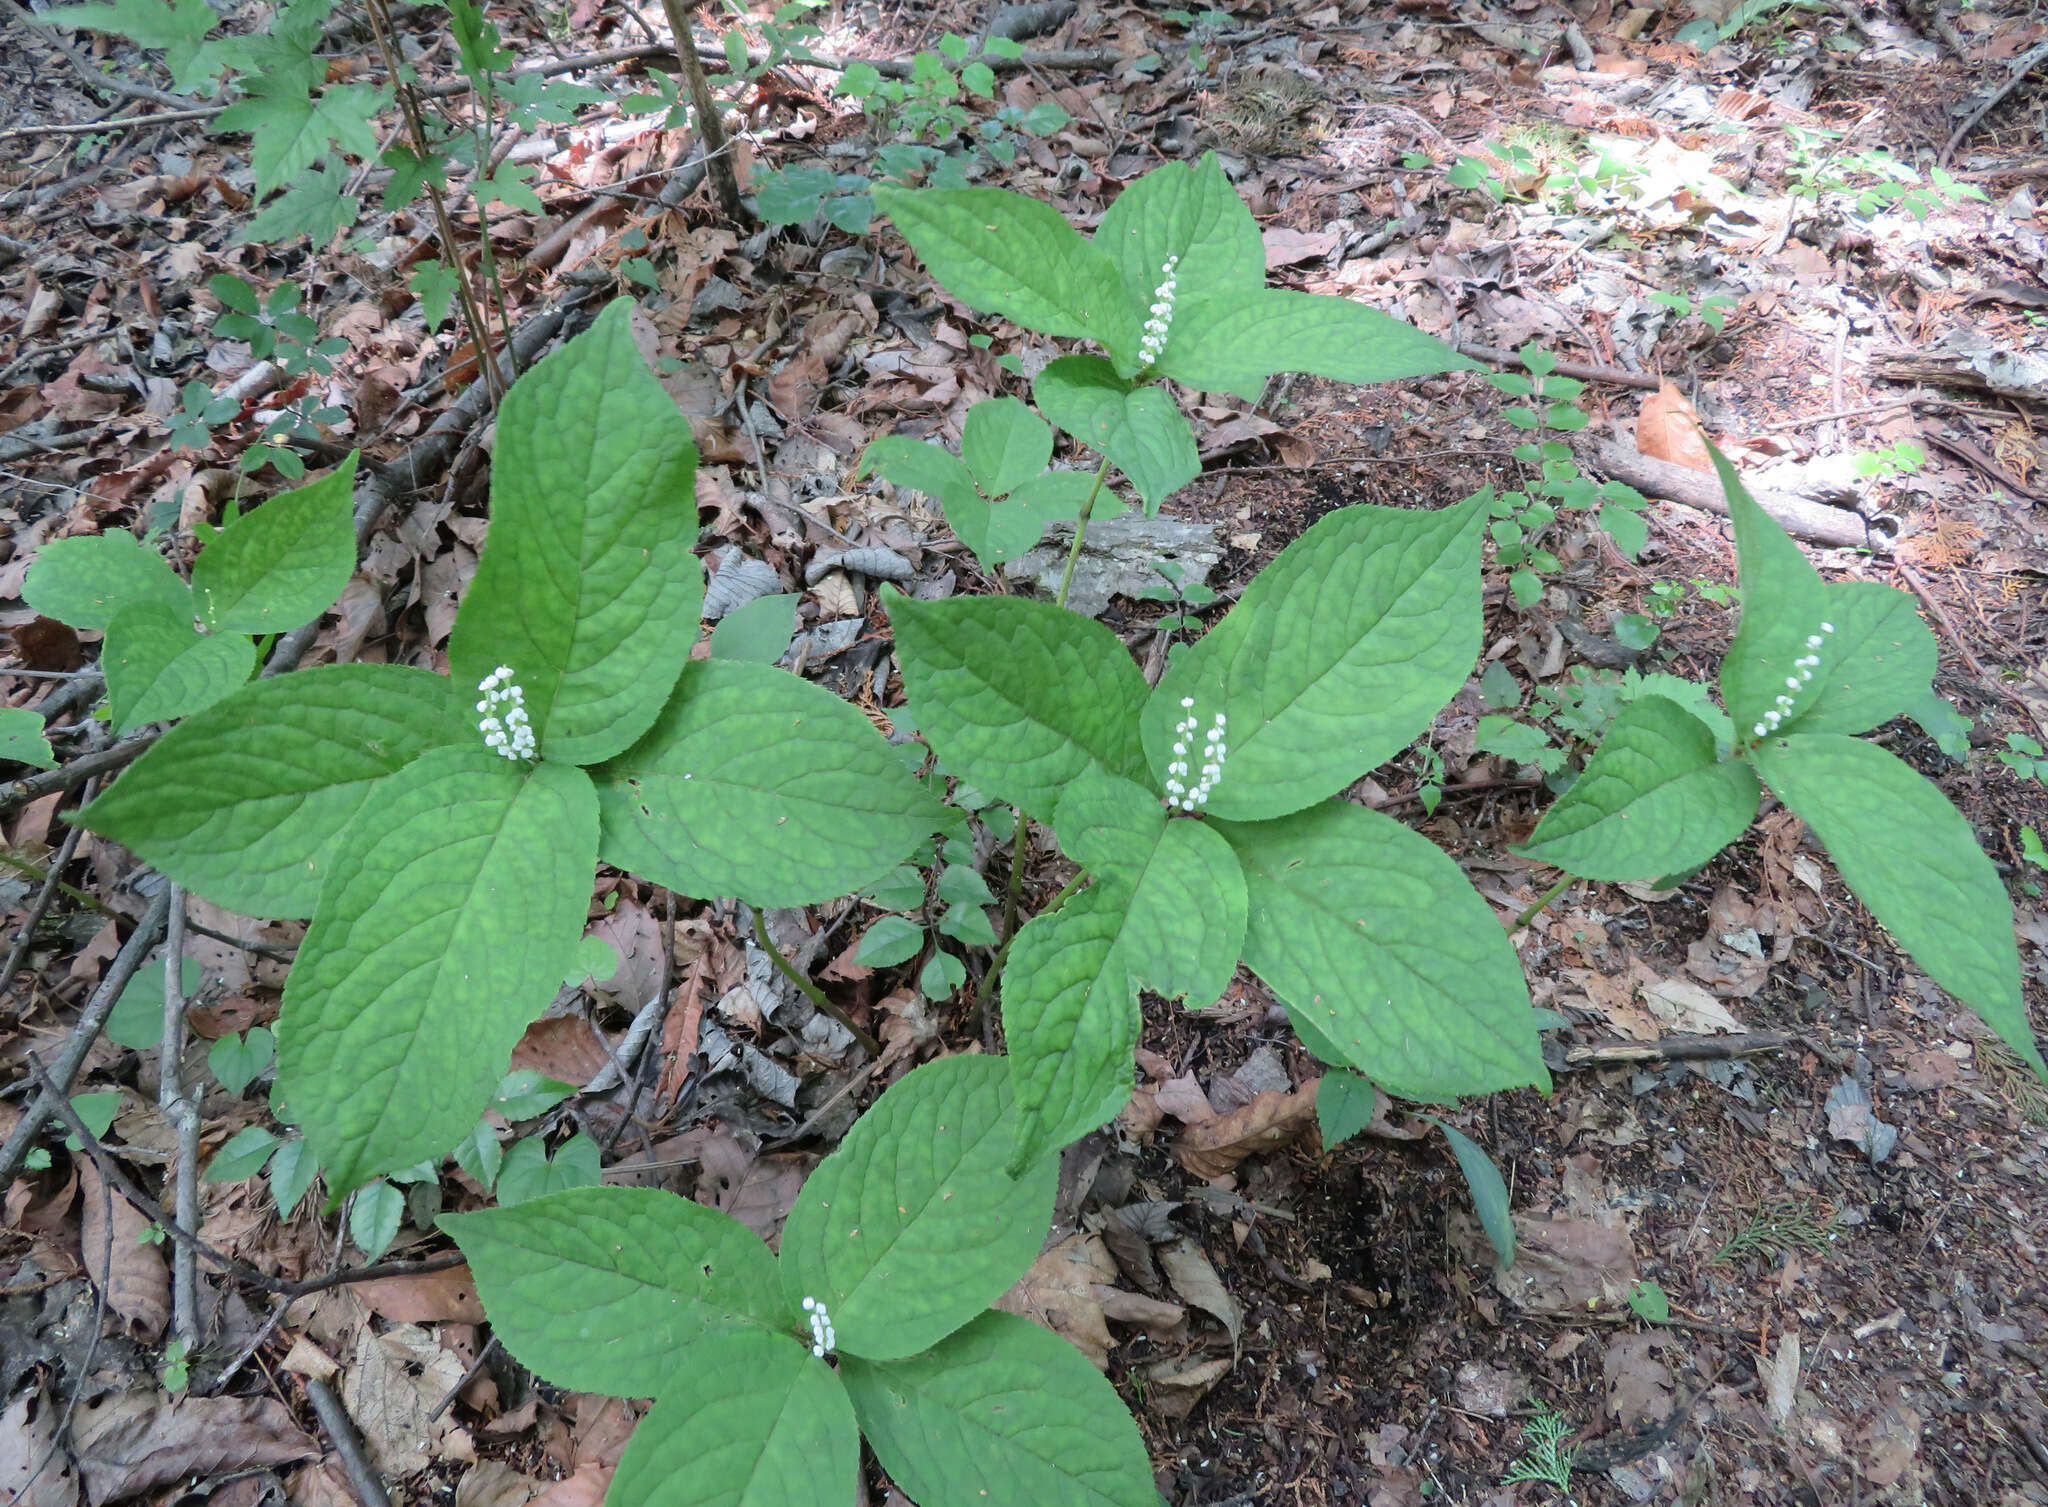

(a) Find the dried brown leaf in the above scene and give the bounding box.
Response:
[76,1159,168,1340]
[0,1391,81,1507]
[353,1265,487,1324]
[1157,1237,1242,1342]
[1174,1084,1316,1179]
[1636,382,1714,472]
[71,1392,317,1507]
[995,1232,1117,1369]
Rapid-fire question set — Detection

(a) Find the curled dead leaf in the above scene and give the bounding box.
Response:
[76,1159,169,1341]
[1636,381,1714,472]
[71,1392,317,1506]
[1174,1083,1317,1179]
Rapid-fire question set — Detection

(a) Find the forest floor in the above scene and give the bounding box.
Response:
[3,0,2047,1502]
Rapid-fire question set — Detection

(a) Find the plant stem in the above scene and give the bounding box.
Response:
[751,906,879,1055]
[1514,873,1575,931]
[158,884,200,1350]
[656,0,747,221]
[1001,806,1027,946]
[982,871,1086,995]
[1055,454,1114,610]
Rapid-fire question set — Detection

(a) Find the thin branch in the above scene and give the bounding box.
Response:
[751,906,878,1055]
[305,1378,393,1507]
[159,884,201,1349]
[0,777,95,999]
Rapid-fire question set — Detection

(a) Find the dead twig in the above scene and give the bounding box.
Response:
[305,1378,393,1507]
[159,884,201,1349]
[1559,1031,1796,1067]
[1457,342,1661,392]
[1941,38,2048,166]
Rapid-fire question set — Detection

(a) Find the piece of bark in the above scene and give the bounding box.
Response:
[1593,440,1882,550]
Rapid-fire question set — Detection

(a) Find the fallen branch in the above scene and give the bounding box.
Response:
[1458,342,1661,392]
[1560,1031,1795,1067]
[1592,439,1882,550]
[1941,38,2048,166]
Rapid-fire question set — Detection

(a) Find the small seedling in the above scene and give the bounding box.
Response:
[1996,733,2048,784]
[1852,440,1928,479]
[1502,1399,1578,1493]
[1712,1197,1836,1264]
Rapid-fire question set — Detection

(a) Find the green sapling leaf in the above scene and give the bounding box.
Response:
[840,1310,1156,1507]
[449,299,704,767]
[496,1133,601,1205]
[268,1136,318,1217]
[104,601,256,735]
[1221,801,1547,1101]
[872,184,1140,369]
[960,396,1053,497]
[1154,287,1475,403]
[443,1185,786,1397]
[209,1027,275,1096]
[609,1329,860,1507]
[203,1125,279,1183]
[1518,696,1761,881]
[708,591,801,664]
[279,748,599,1192]
[779,1055,1057,1360]
[106,958,202,1049]
[81,664,471,918]
[191,452,357,633]
[23,530,192,630]
[1092,153,1264,320]
[1315,1068,1381,1146]
[348,1178,404,1260]
[1146,495,1487,822]
[1421,1114,1514,1268]
[1033,356,1200,512]
[593,659,944,907]
[999,880,1141,1170]
[1754,734,2041,1079]
[886,589,1151,823]
[0,709,56,770]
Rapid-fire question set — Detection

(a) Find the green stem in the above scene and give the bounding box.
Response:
[751,906,879,1056]
[1054,454,1114,611]
[0,850,115,917]
[1001,805,1026,947]
[982,870,1086,996]
[1513,873,1574,931]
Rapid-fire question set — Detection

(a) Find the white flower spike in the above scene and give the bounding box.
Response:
[803,1297,836,1358]
[476,669,537,761]
[1139,256,1181,367]
[1164,700,1229,810]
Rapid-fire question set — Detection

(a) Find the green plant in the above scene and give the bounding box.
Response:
[1135,558,1220,640]
[2022,824,2045,871]
[1676,0,1824,46]
[1782,127,1987,222]
[445,1056,1156,1506]
[1502,1399,1577,1492]
[1646,288,1738,335]
[1483,345,1648,606]
[1448,140,1539,203]
[868,156,1546,1177]
[1851,440,1928,479]
[59,301,943,1194]
[753,34,1070,230]
[161,1337,191,1392]
[1997,733,2048,783]
[25,461,357,734]
[853,821,1005,1004]
[1644,576,1738,618]
[1520,449,2044,1078]
[1711,1197,1836,1264]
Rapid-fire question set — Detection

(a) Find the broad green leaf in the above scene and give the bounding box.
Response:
[841,1309,1156,1507]
[1315,1069,1380,1146]
[1147,496,1486,822]
[779,1056,1056,1360]
[872,183,1139,369]
[268,1136,318,1217]
[349,1179,403,1260]
[1629,1278,1671,1324]
[204,1125,280,1182]
[857,916,925,968]
[1222,801,1547,1101]
[1755,734,2041,1078]
[496,1133,601,1206]
[215,79,385,198]
[106,958,202,1049]
[594,659,942,907]
[960,397,1052,498]
[81,665,469,918]
[1714,446,1827,736]
[191,452,357,633]
[23,530,190,630]
[1000,881,1143,1172]
[209,1027,275,1096]
[1032,356,1200,513]
[996,469,1110,560]
[1518,697,1760,881]
[1791,581,1937,736]
[32,0,221,89]
[1093,153,1264,319]
[242,160,361,244]
[1421,1115,1514,1268]
[887,589,1150,824]
[493,1069,577,1121]
[709,592,800,664]
[449,299,704,767]
[443,1186,785,1397]
[0,709,56,769]
[67,1092,120,1144]
[1052,769,1244,1006]
[610,1331,859,1507]
[278,749,598,1191]
[103,603,255,735]
[1155,287,1473,402]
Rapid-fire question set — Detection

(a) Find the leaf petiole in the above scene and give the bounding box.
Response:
[1054,453,1115,610]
